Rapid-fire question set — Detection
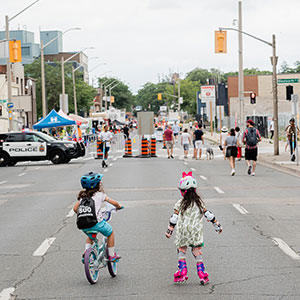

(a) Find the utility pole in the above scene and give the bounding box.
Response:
[72,66,78,115]
[271,34,279,155]
[61,57,65,112]
[178,77,181,111]
[238,0,244,130]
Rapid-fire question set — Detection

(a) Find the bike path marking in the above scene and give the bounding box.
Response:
[66,209,75,218]
[214,186,225,194]
[0,181,7,185]
[0,287,15,300]
[272,238,300,260]
[199,175,207,181]
[33,237,56,256]
[232,204,249,215]
[18,173,26,177]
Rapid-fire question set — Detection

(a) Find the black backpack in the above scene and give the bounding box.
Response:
[246,127,258,147]
[76,197,98,229]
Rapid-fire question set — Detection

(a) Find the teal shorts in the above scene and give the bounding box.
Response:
[82,219,113,238]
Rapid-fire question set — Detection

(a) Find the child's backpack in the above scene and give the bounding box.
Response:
[245,127,258,147]
[76,197,98,229]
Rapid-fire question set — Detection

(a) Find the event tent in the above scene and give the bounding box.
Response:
[33,109,76,129]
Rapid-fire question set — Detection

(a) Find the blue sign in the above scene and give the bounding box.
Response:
[7,102,14,109]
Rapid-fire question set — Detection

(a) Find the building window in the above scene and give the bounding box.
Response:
[16,77,19,84]
[21,46,30,56]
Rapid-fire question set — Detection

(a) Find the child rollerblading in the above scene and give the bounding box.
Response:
[165,171,222,285]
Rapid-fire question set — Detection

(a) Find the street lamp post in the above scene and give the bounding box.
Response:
[41,27,81,117]
[5,0,40,131]
[104,80,117,111]
[218,26,279,155]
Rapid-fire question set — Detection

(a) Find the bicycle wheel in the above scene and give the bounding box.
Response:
[106,247,117,277]
[84,248,100,284]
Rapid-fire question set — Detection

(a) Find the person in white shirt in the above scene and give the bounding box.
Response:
[172,122,181,142]
[181,129,192,158]
[99,125,113,161]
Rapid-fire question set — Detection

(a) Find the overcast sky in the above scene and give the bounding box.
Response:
[2,0,300,93]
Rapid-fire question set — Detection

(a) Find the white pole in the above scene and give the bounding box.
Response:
[61,57,65,112]
[238,1,244,130]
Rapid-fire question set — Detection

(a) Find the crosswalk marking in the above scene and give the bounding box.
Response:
[33,237,56,256]
[232,204,249,215]
[214,186,224,194]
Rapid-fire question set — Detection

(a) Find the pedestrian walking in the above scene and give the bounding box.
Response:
[181,129,191,158]
[99,125,113,167]
[269,118,274,143]
[164,125,175,159]
[220,126,228,160]
[235,127,242,160]
[122,124,130,140]
[285,118,300,161]
[191,121,199,159]
[242,119,262,176]
[189,120,193,129]
[224,128,239,176]
[172,122,181,143]
[165,172,222,284]
[193,126,204,160]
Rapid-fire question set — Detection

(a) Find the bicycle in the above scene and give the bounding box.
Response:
[83,206,123,284]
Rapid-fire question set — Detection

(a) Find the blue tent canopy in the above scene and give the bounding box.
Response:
[33,109,76,129]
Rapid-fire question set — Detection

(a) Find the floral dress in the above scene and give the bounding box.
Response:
[174,199,204,248]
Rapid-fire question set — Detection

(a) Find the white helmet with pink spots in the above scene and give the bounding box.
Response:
[178,171,197,190]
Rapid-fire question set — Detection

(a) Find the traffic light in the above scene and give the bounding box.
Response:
[9,40,22,63]
[250,93,256,104]
[215,30,227,53]
[157,93,162,100]
[286,85,293,101]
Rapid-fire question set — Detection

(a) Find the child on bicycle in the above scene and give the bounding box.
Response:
[73,171,122,262]
[165,171,222,285]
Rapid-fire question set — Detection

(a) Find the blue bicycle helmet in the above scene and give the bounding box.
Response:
[81,172,103,189]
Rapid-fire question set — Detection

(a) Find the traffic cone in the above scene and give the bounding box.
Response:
[123,138,133,157]
[140,138,150,157]
[150,137,157,157]
[162,134,167,149]
[95,140,103,159]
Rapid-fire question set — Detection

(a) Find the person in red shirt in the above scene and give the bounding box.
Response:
[164,125,175,159]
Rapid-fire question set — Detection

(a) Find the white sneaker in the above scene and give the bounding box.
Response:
[231,169,235,176]
[251,172,255,176]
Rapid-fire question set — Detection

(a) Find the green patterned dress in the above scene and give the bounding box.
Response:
[174,199,204,248]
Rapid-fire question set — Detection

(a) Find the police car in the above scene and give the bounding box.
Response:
[0,131,85,167]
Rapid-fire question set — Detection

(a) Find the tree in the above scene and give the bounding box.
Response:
[24,59,96,118]
[98,77,134,111]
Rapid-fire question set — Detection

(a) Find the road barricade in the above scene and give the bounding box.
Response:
[95,140,103,159]
[150,137,157,157]
[123,138,133,157]
[162,134,166,149]
[140,138,150,157]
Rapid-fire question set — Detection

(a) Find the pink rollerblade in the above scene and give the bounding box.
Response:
[174,260,188,283]
[197,262,209,285]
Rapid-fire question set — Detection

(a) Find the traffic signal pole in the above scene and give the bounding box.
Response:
[238,1,244,131]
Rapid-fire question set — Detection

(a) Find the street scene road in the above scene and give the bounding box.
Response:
[1,139,300,299]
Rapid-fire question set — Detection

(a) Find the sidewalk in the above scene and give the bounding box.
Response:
[203,131,300,177]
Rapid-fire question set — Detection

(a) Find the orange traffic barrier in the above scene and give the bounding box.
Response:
[123,138,133,157]
[141,138,150,157]
[95,140,103,159]
[150,137,157,157]
[162,134,167,149]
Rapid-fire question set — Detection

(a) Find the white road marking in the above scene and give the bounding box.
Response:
[34,167,40,170]
[66,209,75,218]
[0,181,7,185]
[0,199,8,206]
[191,168,196,171]
[184,162,188,165]
[104,169,108,172]
[18,173,26,177]
[83,157,93,161]
[199,175,207,180]
[117,155,122,159]
[232,204,249,215]
[109,163,113,167]
[214,186,225,194]
[113,157,117,161]
[0,287,15,300]
[33,237,56,256]
[272,238,300,260]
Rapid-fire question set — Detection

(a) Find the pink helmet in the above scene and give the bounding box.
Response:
[178,171,197,190]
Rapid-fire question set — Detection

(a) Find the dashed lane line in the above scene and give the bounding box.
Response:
[272,238,300,260]
[214,186,225,194]
[104,169,108,173]
[199,175,207,181]
[0,287,15,300]
[191,168,196,171]
[232,204,249,215]
[0,181,7,185]
[184,162,188,165]
[66,209,75,218]
[18,173,26,177]
[33,237,56,256]
[34,167,40,170]
[113,157,117,161]
[109,163,113,167]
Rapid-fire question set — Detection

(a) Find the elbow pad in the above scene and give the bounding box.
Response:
[204,210,215,223]
[169,213,178,226]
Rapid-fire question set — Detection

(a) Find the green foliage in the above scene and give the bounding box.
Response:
[24,59,96,118]
[225,68,272,77]
[280,61,300,74]
[98,77,134,111]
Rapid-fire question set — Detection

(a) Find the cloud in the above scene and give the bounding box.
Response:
[148,0,181,10]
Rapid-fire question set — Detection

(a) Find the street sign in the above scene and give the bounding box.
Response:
[0,99,7,104]
[201,85,216,101]
[278,78,299,84]
[7,102,14,108]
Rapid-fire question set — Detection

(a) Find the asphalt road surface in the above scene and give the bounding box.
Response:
[1,143,300,299]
